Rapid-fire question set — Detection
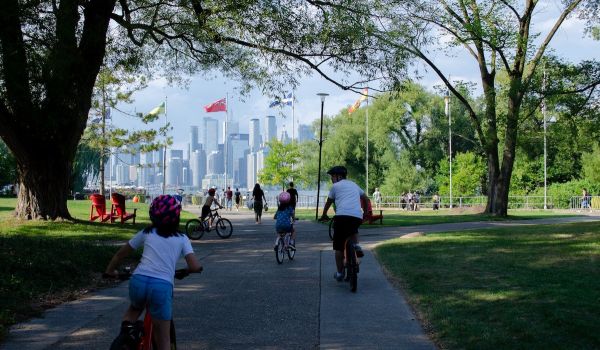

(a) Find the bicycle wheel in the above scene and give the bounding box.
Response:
[275,237,285,264]
[328,219,334,240]
[346,242,358,293]
[215,218,233,238]
[287,235,296,260]
[185,219,205,240]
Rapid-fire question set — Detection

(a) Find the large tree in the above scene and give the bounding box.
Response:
[0,1,397,220]
[371,0,600,215]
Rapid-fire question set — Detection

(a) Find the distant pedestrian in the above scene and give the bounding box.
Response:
[234,188,241,211]
[373,188,382,209]
[582,188,591,209]
[252,183,267,224]
[226,187,233,211]
[286,182,299,219]
[432,193,440,210]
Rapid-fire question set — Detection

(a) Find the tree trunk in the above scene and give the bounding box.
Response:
[15,157,73,220]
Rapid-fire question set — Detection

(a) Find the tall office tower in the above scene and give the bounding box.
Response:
[235,153,248,190]
[169,149,184,160]
[256,148,267,176]
[190,125,199,152]
[249,118,261,152]
[207,150,224,175]
[155,148,164,179]
[265,115,277,143]
[139,152,153,186]
[228,121,239,135]
[298,124,313,142]
[227,133,249,184]
[279,129,290,144]
[116,163,130,185]
[246,152,257,189]
[191,149,207,188]
[130,143,141,165]
[166,156,183,186]
[203,117,219,154]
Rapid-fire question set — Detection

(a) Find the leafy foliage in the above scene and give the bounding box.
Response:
[258,140,303,191]
[436,152,486,197]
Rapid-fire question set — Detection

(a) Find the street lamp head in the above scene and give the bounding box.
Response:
[317,92,329,102]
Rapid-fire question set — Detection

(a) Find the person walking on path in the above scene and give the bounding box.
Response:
[319,166,368,281]
[103,195,203,350]
[252,183,267,224]
[372,187,382,209]
[225,187,233,211]
[234,188,242,211]
[286,182,299,219]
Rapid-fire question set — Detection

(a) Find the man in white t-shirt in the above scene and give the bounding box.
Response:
[320,165,369,282]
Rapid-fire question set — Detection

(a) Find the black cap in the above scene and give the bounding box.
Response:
[326,166,347,176]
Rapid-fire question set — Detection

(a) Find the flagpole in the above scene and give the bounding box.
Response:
[292,90,295,142]
[365,91,369,195]
[224,93,228,189]
[162,97,168,195]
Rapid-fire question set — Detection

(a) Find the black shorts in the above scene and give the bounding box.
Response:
[201,205,211,220]
[332,215,362,251]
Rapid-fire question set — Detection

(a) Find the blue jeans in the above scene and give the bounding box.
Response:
[129,274,173,320]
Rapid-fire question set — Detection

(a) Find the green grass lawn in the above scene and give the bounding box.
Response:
[294,207,577,227]
[0,197,198,341]
[375,222,600,349]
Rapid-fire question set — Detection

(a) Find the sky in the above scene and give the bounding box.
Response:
[111,2,600,152]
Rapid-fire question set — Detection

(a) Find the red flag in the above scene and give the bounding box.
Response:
[204,98,227,112]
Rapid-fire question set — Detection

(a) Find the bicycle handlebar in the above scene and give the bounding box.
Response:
[103,267,200,281]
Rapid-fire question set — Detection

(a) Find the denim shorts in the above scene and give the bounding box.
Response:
[129,274,173,320]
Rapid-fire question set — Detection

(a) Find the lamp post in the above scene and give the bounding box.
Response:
[444,88,453,208]
[315,93,329,220]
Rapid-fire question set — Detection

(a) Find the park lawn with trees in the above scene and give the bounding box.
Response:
[375,222,600,349]
[0,197,196,340]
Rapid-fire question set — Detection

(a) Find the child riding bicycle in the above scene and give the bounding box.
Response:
[202,188,223,227]
[104,195,203,350]
[274,192,296,248]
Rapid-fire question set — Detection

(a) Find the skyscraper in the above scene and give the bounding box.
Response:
[265,115,277,144]
[203,117,218,154]
[249,118,261,151]
[227,133,249,188]
[190,125,199,152]
[191,149,206,188]
[298,124,313,142]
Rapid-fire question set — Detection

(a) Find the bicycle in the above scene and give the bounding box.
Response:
[274,230,296,264]
[185,208,233,240]
[104,268,194,350]
[320,215,360,292]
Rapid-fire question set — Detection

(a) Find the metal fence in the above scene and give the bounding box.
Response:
[570,196,600,211]
[245,194,556,210]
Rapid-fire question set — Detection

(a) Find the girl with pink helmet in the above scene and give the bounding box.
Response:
[274,191,296,248]
[105,195,203,348]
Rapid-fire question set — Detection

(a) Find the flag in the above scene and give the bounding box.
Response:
[147,102,165,117]
[348,88,369,114]
[204,98,227,112]
[269,92,293,108]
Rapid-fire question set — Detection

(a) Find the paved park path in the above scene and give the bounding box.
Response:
[2,211,598,350]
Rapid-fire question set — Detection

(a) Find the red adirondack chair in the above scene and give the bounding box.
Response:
[361,197,384,225]
[110,193,137,224]
[89,194,112,222]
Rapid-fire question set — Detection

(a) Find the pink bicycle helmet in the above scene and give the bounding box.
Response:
[149,195,181,226]
[278,191,291,204]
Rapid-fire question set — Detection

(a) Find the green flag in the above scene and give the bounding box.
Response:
[147,102,165,117]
